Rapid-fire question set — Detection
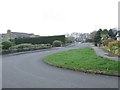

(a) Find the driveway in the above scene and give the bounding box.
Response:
[2,43,118,88]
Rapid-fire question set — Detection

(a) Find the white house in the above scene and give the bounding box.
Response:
[116,31,120,41]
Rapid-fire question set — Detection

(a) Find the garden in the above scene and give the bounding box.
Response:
[0,35,66,54]
[102,39,120,56]
[93,29,120,56]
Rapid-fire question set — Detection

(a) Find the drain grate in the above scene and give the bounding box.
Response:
[104,53,114,57]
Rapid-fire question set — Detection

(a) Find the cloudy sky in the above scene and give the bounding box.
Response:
[0,0,119,36]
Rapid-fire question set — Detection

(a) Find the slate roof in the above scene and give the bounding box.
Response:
[12,32,34,38]
[1,30,40,40]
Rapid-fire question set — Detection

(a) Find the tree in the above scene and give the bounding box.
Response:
[94,29,102,46]
[101,29,110,41]
[108,29,116,39]
[102,29,108,35]
[90,31,97,42]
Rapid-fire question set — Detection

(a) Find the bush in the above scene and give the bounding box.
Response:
[108,41,120,56]
[65,38,73,43]
[0,44,2,54]
[108,41,120,49]
[2,40,13,49]
[85,39,93,42]
[9,43,52,52]
[2,43,52,54]
[102,39,114,46]
[9,43,33,50]
[52,40,62,47]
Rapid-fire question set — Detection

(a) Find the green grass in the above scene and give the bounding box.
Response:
[44,48,120,76]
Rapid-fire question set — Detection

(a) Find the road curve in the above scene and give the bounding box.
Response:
[2,43,118,88]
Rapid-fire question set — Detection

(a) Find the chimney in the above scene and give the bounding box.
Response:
[7,29,11,34]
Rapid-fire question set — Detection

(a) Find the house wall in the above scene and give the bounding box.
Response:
[3,30,16,40]
[2,30,38,41]
[117,37,120,41]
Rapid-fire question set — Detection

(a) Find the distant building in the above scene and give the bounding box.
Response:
[111,28,117,35]
[116,31,120,41]
[1,30,39,41]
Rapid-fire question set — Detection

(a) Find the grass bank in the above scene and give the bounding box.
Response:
[44,48,120,76]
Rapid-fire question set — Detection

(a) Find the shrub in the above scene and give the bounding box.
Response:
[65,38,73,43]
[2,40,13,49]
[0,44,2,54]
[2,43,52,54]
[108,41,120,49]
[10,43,33,50]
[52,40,62,47]
[108,41,120,56]
[2,50,11,54]
[9,43,52,51]
[102,39,114,46]
[85,39,93,42]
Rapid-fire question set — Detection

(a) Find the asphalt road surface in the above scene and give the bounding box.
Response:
[2,43,118,88]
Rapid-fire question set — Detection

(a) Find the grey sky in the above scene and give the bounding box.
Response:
[0,0,119,36]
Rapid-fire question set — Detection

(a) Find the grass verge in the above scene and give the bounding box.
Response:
[44,48,120,76]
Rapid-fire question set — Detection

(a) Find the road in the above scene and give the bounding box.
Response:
[2,43,118,88]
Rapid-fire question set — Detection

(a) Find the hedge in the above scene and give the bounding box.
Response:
[11,35,65,45]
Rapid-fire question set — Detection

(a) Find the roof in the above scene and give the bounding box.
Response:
[12,32,34,38]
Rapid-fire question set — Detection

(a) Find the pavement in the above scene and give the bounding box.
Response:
[2,43,118,88]
[91,45,119,61]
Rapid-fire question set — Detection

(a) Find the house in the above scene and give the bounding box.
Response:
[1,30,39,41]
[116,31,120,41]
